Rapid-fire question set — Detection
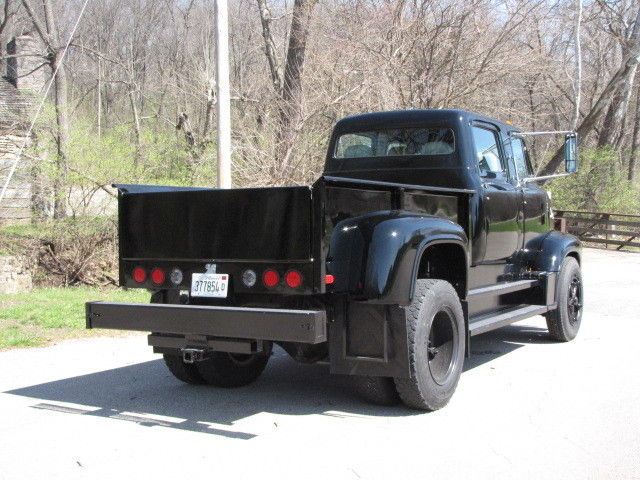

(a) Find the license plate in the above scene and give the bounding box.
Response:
[190,273,229,298]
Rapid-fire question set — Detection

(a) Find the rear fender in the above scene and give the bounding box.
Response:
[327,211,468,305]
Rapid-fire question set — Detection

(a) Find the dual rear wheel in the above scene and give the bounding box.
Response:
[155,290,272,388]
[163,343,272,388]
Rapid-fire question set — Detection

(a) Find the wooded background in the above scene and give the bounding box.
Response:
[1,0,639,218]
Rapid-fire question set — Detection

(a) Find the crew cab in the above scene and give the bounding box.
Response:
[86,109,583,410]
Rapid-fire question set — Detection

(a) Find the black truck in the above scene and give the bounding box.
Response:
[86,109,583,410]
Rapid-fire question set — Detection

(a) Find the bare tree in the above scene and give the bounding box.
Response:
[0,0,15,38]
[21,0,70,218]
[629,81,640,181]
[1,0,637,213]
[539,5,640,177]
[257,0,318,177]
[596,1,640,149]
[571,0,583,130]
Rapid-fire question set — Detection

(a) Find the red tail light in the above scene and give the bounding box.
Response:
[325,274,335,285]
[132,267,147,283]
[262,270,279,288]
[285,270,302,288]
[150,268,166,285]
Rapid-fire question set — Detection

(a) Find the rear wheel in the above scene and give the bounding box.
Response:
[394,279,465,411]
[196,342,273,388]
[163,354,206,384]
[153,291,207,384]
[546,256,583,342]
[352,376,401,406]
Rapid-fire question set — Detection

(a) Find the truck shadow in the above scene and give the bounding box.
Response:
[5,324,553,439]
[465,323,553,370]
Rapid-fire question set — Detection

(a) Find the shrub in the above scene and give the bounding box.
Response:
[547,146,640,214]
[0,217,118,287]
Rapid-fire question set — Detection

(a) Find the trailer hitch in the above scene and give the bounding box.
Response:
[181,348,207,364]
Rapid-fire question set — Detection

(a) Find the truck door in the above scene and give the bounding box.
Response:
[472,125,521,264]
[510,137,550,246]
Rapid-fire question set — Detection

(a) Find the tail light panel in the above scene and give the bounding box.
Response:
[124,262,316,293]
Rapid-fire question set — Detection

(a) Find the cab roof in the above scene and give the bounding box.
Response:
[332,109,520,135]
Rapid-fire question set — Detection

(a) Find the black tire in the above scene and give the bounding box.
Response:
[153,291,207,384]
[352,376,401,406]
[196,342,273,388]
[394,279,465,411]
[163,354,206,384]
[546,256,583,342]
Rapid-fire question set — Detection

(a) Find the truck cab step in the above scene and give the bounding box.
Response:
[468,279,538,298]
[469,304,554,336]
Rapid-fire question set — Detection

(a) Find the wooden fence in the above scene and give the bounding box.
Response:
[554,210,640,250]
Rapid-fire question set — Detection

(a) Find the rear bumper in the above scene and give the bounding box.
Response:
[85,301,327,344]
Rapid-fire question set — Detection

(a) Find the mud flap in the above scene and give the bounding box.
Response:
[329,300,411,378]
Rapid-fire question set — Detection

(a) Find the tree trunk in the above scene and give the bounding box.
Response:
[97,52,102,137]
[202,80,216,141]
[265,0,318,178]
[50,51,70,219]
[43,0,69,219]
[0,1,15,56]
[21,0,70,218]
[129,89,143,168]
[256,0,282,92]
[597,65,637,148]
[629,82,640,181]
[570,0,582,131]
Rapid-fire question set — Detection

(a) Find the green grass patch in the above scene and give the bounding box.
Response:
[1,326,40,348]
[0,286,148,349]
[0,223,44,238]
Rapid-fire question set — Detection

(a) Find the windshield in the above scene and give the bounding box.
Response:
[334,127,455,159]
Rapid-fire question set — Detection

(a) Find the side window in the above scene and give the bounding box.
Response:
[472,126,504,177]
[511,138,532,180]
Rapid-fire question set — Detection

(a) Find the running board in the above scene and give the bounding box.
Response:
[469,304,554,336]
[468,279,538,298]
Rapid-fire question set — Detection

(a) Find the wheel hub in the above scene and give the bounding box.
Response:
[567,275,583,325]
[428,310,457,385]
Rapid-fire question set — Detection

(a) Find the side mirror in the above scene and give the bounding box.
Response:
[564,133,578,173]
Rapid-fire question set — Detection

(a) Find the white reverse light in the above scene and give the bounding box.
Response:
[170,268,183,285]
[242,269,257,287]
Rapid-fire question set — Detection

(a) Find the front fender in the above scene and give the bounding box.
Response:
[521,230,581,272]
[327,211,468,305]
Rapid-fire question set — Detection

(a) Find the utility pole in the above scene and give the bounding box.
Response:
[215,0,232,189]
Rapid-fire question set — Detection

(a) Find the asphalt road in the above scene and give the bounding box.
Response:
[1,248,639,480]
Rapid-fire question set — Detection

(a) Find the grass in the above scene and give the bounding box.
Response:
[0,223,44,237]
[0,222,45,256]
[0,286,149,349]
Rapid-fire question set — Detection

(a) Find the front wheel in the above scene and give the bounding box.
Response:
[394,279,465,411]
[546,256,583,342]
